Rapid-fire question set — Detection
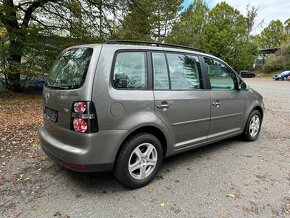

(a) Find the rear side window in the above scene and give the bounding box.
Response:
[112,52,147,89]
[47,47,93,89]
[204,57,237,90]
[152,53,170,89]
[153,52,202,90]
[166,53,201,90]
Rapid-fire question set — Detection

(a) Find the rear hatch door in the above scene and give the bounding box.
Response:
[42,45,101,142]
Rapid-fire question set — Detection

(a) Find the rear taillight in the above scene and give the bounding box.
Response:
[73,118,87,133]
[71,101,98,133]
[74,102,86,113]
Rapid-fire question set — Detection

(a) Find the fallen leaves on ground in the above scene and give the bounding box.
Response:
[226,193,239,199]
[0,92,42,160]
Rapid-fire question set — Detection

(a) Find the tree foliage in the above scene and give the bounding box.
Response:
[258,20,287,48]
[263,39,290,72]
[165,0,208,47]
[200,2,258,70]
[117,0,181,42]
[245,4,259,36]
[166,2,260,71]
[0,0,121,91]
[285,18,290,35]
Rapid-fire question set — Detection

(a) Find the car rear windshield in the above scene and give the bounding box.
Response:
[46,47,93,89]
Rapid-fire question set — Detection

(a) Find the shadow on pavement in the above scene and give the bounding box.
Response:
[52,135,245,192]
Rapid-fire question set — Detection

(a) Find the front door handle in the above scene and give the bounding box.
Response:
[157,101,170,109]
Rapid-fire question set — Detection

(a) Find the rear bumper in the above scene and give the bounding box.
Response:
[39,124,128,172]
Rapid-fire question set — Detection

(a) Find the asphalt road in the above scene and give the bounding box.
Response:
[1,78,290,218]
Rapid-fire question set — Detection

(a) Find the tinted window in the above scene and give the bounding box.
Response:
[166,53,201,90]
[152,53,169,89]
[113,52,147,89]
[204,58,237,90]
[47,47,93,89]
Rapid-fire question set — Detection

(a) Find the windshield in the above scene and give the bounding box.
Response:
[46,47,93,89]
[281,71,290,76]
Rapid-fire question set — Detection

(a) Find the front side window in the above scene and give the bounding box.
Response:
[166,53,201,90]
[47,47,93,89]
[113,52,147,89]
[204,57,237,90]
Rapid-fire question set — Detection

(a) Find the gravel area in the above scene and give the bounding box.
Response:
[0,78,289,218]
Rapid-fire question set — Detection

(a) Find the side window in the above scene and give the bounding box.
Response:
[113,52,147,89]
[166,53,201,90]
[152,53,169,89]
[204,57,237,90]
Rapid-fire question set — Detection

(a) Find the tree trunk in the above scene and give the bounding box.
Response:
[6,39,24,92]
[7,53,21,91]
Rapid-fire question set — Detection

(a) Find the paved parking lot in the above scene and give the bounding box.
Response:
[1,78,290,217]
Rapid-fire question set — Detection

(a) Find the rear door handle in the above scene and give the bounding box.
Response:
[212,101,221,107]
[157,101,170,109]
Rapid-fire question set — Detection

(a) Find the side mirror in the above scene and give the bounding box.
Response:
[238,81,248,90]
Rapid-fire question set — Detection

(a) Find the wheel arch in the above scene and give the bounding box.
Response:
[243,103,264,131]
[252,105,264,119]
[114,126,168,164]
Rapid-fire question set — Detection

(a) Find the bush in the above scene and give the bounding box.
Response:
[263,39,290,72]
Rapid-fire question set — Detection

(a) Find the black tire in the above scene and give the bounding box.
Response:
[242,110,262,141]
[114,132,163,188]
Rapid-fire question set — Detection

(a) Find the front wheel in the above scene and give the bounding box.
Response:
[242,110,262,141]
[114,133,163,188]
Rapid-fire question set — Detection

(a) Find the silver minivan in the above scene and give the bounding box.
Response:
[39,40,264,188]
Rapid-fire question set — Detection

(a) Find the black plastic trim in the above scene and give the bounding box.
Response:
[146,51,153,90]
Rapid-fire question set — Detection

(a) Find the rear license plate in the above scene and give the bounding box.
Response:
[45,107,58,123]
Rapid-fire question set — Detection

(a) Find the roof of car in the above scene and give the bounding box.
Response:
[67,43,212,57]
[68,41,230,69]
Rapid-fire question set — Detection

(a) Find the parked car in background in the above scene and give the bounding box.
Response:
[22,77,44,91]
[0,75,44,91]
[239,71,256,78]
[287,75,290,81]
[272,71,290,80]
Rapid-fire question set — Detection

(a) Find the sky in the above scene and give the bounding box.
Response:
[182,0,290,34]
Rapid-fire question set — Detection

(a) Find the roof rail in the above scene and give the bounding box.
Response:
[105,40,207,53]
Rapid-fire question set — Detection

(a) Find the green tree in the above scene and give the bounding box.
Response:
[117,0,182,41]
[263,39,290,72]
[200,2,256,70]
[245,4,260,36]
[0,0,119,91]
[166,0,208,47]
[284,18,290,36]
[118,0,153,40]
[151,0,182,42]
[258,20,286,48]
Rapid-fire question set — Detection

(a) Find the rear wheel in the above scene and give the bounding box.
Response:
[242,110,262,141]
[114,133,163,188]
